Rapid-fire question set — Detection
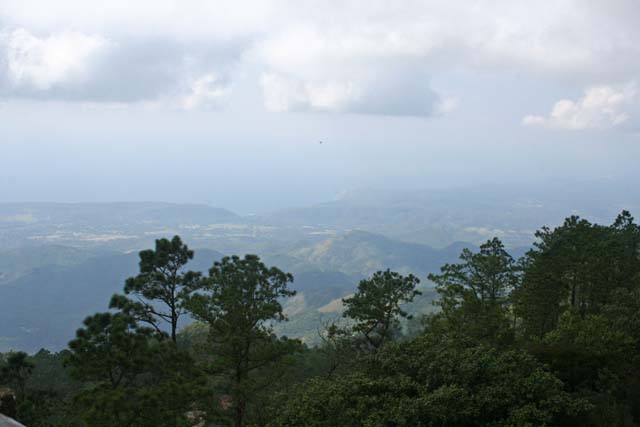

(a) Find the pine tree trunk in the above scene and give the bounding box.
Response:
[233,399,245,427]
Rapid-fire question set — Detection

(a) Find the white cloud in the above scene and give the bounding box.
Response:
[0,0,274,41]
[260,70,442,116]
[178,73,232,110]
[523,83,638,130]
[435,97,458,115]
[0,28,237,107]
[3,28,109,90]
[255,24,445,116]
[0,0,639,116]
[260,73,306,113]
[250,1,640,116]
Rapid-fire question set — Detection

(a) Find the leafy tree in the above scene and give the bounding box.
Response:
[269,335,587,427]
[515,212,640,339]
[11,213,640,427]
[67,313,154,389]
[512,211,640,425]
[0,351,35,424]
[26,349,78,398]
[110,236,201,343]
[67,312,204,427]
[607,210,640,290]
[531,293,640,426]
[186,254,302,427]
[0,350,80,426]
[315,322,361,377]
[6,349,82,427]
[342,269,421,350]
[0,351,34,401]
[427,238,518,344]
[0,387,18,420]
[517,216,602,336]
[601,288,640,425]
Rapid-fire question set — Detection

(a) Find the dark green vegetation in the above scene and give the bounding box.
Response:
[1,211,640,426]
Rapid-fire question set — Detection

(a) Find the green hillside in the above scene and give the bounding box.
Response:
[288,230,469,278]
[0,245,101,284]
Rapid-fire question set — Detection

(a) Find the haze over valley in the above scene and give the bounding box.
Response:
[1,181,636,352]
[2,1,640,426]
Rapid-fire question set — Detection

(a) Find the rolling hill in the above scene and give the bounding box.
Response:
[0,230,470,352]
[0,245,103,284]
[287,230,469,279]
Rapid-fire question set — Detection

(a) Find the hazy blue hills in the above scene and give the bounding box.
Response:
[257,184,639,247]
[0,229,467,352]
[0,244,356,352]
[3,183,632,351]
[0,248,223,352]
[0,245,104,284]
[0,202,239,226]
[3,182,636,253]
[0,253,139,352]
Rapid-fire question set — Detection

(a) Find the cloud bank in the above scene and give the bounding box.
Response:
[0,0,639,119]
[523,83,638,130]
[0,28,238,109]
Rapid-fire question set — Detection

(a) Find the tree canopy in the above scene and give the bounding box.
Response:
[5,211,640,427]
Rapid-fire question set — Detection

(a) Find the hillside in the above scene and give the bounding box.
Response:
[287,230,469,279]
[0,245,103,284]
[0,229,468,352]
[256,185,639,248]
[0,253,139,352]
[0,248,224,352]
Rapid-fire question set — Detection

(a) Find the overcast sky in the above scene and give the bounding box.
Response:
[1,0,639,213]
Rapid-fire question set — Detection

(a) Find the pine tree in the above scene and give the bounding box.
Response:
[342,269,421,350]
[110,236,201,343]
[186,255,302,427]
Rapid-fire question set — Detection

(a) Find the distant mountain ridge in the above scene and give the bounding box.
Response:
[0,202,238,226]
[4,182,637,252]
[3,184,633,351]
[255,185,639,247]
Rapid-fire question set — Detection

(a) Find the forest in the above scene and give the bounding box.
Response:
[1,210,640,427]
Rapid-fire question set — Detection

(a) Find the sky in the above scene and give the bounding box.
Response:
[1,0,639,213]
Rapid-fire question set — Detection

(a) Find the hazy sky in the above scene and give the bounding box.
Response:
[1,0,639,213]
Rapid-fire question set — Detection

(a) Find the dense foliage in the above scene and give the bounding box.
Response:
[2,211,640,426]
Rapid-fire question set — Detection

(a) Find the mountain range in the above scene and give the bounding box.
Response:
[0,232,463,352]
[2,182,638,351]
